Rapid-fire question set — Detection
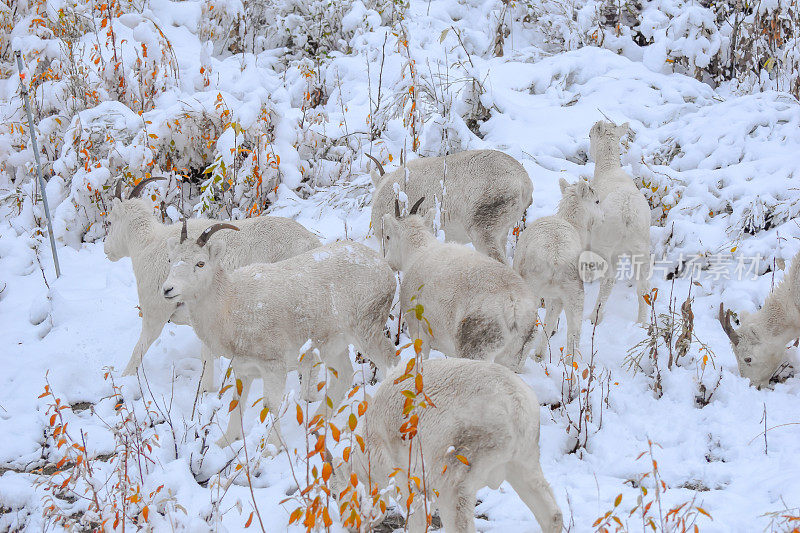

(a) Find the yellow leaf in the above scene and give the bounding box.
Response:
[614,493,622,507]
[348,413,357,431]
[455,454,469,466]
[236,378,243,396]
[259,406,269,423]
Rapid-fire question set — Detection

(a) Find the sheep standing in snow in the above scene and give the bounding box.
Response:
[381,198,538,371]
[586,121,652,324]
[162,227,397,446]
[368,150,533,263]
[333,358,563,533]
[104,177,320,391]
[514,178,603,362]
[719,251,800,387]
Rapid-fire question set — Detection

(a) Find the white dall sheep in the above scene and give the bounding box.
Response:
[381,198,538,371]
[514,178,603,362]
[719,251,800,387]
[162,228,397,446]
[333,358,563,533]
[104,177,321,390]
[587,121,652,324]
[368,150,533,263]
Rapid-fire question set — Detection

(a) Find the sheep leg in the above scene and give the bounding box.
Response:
[199,343,215,393]
[314,345,353,420]
[470,227,507,264]
[436,485,477,533]
[122,314,167,376]
[216,369,254,447]
[564,288,584,364]
[260,361,288,451]
[634,252,652,324]
[534,298,562,361]
[506,460,563,533]
[298,349,321,402]
[590,274,616,325]
[362,331,398,379]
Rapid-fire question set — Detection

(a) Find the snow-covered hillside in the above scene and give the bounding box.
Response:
[2,0,800,531]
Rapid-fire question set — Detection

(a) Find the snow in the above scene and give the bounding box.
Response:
[2,0,800,530]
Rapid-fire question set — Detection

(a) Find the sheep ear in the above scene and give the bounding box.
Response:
[423,209,436,229]
[617,122,631,137]
[558,177,569,194]
[370,169,382,187]
[207,239,226,261]
[166,236,179,254]
[577,180,591,197]
[111,197,121,208]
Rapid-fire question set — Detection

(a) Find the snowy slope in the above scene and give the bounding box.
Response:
[2,0,800,531]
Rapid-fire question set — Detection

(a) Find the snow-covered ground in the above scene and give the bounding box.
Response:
[3,0,800,531]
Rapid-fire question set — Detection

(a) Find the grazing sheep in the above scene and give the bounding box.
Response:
[514,178,603,362]
[718,251,800,386]
[162,228,397,446]
[367,150,533,263]
[586,121,652,324]
[333,358,563,533]
[104,177,321,391]
[381,198,538,371]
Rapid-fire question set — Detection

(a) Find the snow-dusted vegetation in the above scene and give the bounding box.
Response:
[2,0,800,530]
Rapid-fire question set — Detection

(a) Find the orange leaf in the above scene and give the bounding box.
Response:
[455,454,469,466]
[415,373,423,393]
[259,406,270,423]
[245,511,253,528]
[228,399,239,412]
[322,462,332,482]
[349,413,357,431]
[357,401,367,417]
[142,506,149,522]
[296,404,304,425]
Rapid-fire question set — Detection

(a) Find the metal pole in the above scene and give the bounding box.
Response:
[15,51,61,278]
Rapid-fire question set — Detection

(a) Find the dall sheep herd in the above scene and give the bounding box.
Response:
[102,120,794,533]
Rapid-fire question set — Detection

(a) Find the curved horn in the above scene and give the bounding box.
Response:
[394,198,401,218]
[409,196,425,216]
[180,218,188,244]
[114,179,123,199]
[128,176,167,199]
[364,153,385,176]
[718,303,739,345]
[196,223,240,247]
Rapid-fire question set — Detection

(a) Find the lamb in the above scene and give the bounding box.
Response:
[332,358,563,533]
[367,150,533,263]
[718,250,800,387]
[104,177,321,391]
[514,178,603,362]
[586,121,652,324]
[161,227,397,446]
[380,198,538,371]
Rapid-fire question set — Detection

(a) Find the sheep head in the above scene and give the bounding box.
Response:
[589,120,630,163]
[718,303,782,387]
[558,177,604,234]
[162,222,240,303]
[379,197,433,271]
[104,177,167,261]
